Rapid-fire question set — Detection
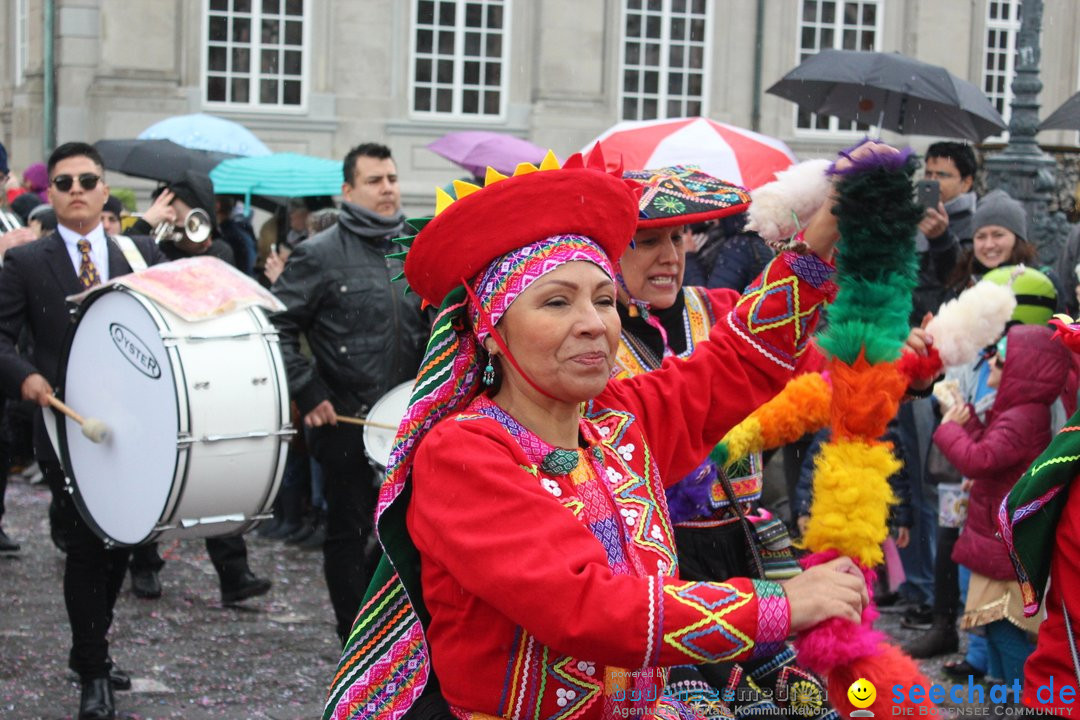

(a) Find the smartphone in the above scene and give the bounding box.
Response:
[916,180,940,210]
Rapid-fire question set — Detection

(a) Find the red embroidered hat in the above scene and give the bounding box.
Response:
[402,146,642,307]
[626,165,752,229]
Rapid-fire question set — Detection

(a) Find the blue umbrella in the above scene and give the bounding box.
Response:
[210,153,342,207]
[139,113,271,156]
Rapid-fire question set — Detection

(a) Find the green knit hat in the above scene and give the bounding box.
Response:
[982,265,1057,326]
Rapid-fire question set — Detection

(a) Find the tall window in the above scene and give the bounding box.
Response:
[795,0,881,132]
[204,0,308,109]
[620,0,710,121]
[14,0,28,85]
[983,0,1022,125]
[411,0,510,118]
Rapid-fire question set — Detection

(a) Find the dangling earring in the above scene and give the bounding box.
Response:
[483,355,496,386]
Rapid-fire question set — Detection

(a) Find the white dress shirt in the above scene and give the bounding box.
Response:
[58,222,110,283]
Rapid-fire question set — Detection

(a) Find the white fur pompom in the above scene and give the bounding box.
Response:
[745,158,832,249]
[926,281,1017,367]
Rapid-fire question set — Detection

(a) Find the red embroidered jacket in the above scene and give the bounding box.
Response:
[406,252,833,718]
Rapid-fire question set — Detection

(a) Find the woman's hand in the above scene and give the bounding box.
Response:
[942,402,971,425]
[782,555,869,632]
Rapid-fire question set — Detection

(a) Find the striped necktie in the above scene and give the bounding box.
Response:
[77,239,101,288]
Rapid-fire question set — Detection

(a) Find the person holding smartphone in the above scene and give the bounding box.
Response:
[912,142,978,324]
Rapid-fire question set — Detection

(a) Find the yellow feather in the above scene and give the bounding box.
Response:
[484,167,508,186]
[720,418,761,468]
[800,439,900,567]
[434,187,455,215]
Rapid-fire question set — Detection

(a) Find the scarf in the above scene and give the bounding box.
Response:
[338,200,405,240]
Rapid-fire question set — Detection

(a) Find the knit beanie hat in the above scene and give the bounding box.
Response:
[973,189,1027,243]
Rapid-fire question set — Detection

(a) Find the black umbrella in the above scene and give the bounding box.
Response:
[94,139,237,184]
[1040,91,1080,131]
[767,50,1006,141]
[94,139,287,211]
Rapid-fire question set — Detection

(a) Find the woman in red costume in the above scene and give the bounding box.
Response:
[323,144,904,720]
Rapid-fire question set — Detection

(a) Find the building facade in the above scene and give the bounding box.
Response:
[2,0,1079,214]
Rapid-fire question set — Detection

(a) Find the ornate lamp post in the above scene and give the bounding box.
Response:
[983,0,1070,265]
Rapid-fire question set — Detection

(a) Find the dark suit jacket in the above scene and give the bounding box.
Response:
[0,231,165,398]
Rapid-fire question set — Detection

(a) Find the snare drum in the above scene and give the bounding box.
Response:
[57,285,291,546]
[363,381,414,481]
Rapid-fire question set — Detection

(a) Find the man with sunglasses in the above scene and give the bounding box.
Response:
[0,142,165,720]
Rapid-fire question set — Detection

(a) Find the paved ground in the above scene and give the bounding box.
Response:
[1,473,993,720]
[0,475,340,720]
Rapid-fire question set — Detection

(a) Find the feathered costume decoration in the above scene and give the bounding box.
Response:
[790,142,934,718]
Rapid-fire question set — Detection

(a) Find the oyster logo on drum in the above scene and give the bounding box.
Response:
[109,323,161,379]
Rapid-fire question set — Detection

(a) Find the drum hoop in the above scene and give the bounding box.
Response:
[57,285,190,547]
[242,305,291,526]
[363,381,414,471]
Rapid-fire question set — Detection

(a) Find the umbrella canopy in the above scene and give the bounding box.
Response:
[581,117,797,190]
[210,153,343,198]
[767,49,1006,141]
[1040,91,1080,131]
[94,139,238,184]
[138,113,271,156]
[427,131,549,178]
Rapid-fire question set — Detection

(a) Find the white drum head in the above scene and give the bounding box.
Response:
[63,290,181,545]
[363,381,414,470]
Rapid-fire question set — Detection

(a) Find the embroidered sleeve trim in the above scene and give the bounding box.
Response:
[750,579,790,660]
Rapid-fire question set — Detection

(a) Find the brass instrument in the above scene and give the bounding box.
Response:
[153,208,212,245]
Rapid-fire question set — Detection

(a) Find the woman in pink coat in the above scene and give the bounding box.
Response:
[933,323,1071,685]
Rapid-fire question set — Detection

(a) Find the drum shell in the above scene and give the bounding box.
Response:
[58,286,290,546]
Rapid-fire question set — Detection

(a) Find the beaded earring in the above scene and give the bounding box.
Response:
[483,355,496,386]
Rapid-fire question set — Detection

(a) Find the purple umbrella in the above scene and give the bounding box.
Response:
[426,131,550,178]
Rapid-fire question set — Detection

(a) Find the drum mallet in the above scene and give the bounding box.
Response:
[47,396,110,444]
[334,415,398,430]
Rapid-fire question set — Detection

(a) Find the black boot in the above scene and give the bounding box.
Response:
[902,616,959,659]
[78,677,115,720]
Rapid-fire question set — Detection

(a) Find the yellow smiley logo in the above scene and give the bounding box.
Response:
[847,678,877,709]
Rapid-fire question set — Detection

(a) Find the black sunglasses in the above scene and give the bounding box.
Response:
[51,173,101,192]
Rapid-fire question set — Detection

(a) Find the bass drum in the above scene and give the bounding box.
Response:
[57,285,292,546]
[363,381,414,484]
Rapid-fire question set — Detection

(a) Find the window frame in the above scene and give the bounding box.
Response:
[981,0,1022,139]
[408,0,512,122]
[200,0,312,114]
[792,0,883,137]
[617,0,713,122]
[14,0,28,86]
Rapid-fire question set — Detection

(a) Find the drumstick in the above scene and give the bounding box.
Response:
[47,395,110,444]
[334,415,398,431]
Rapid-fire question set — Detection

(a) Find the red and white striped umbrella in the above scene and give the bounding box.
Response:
[582,117,797,190]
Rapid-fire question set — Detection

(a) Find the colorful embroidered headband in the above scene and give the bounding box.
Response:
[470,234,614,344]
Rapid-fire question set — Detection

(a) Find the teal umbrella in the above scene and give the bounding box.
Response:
[209,153,343,200]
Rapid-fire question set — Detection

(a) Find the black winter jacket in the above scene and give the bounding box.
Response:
[270,222,429,416]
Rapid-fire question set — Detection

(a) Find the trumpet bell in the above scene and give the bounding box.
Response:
[183,208,212,244]
[154,208,212,245]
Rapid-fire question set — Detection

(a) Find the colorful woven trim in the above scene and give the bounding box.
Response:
[999,412,1080,616]
[470,234,614,344]
[624,165,752,229]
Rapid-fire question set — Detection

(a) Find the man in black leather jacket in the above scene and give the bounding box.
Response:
[270,143,429,642]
